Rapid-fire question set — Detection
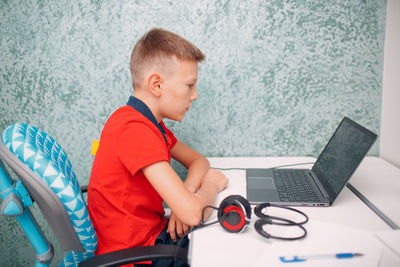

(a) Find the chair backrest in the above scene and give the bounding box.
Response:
[0,123,97,265]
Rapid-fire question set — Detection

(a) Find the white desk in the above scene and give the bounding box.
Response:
[350,157,400,227]
[188,157,400,267]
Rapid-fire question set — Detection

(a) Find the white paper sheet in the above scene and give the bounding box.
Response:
[252,220,382,267]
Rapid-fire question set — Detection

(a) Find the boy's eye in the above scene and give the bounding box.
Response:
[188,84,195,89]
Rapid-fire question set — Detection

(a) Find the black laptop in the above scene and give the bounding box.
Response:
[246,117,377,206]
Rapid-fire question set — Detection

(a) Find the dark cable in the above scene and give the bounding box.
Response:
[174,205,219,266]
[212,162,315,171]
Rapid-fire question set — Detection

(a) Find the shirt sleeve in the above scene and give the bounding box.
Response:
[116,121,169,176]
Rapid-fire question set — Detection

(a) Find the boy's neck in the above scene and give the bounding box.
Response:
[127,95,168,144]
[133,92,162,122]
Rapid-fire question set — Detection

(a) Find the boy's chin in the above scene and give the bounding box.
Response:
[167,114,186,122]
[175,115,185,122]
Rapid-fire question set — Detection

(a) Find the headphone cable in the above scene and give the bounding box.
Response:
[174,205,219,266]
[212,161,315,171]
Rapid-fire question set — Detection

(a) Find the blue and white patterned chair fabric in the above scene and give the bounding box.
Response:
[0,123,188,267]
[1,123,96,266]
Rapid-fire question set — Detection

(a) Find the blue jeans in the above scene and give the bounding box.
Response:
[136,221,189,267]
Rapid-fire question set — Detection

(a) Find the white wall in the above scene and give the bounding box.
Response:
[380,0,400,168]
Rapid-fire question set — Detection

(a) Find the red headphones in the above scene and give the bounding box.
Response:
[216,195,308,240]
[217,195,252,233]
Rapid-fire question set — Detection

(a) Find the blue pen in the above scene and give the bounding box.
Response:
[280,253,363,263]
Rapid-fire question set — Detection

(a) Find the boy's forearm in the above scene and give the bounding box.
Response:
[192,168,228,223]
[184,156,210,193]
[194,181,219,220]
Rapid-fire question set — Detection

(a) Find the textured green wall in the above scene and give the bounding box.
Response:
[0,0,386,265]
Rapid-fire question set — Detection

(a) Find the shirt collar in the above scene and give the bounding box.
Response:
[127,96,167,144]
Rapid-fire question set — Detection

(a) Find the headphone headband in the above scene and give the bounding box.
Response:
[254,202,309,225]
[254,219,307,240]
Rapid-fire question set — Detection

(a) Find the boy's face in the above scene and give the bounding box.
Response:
[159,59,199,121]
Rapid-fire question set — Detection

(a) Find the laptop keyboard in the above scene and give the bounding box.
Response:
[273,169,321,202]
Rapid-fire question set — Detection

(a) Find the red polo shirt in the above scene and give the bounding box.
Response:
[88,102,177,256]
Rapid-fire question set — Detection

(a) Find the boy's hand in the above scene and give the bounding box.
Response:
[165,168,227,241]
[203,169,228,192]
[167,212,190,242]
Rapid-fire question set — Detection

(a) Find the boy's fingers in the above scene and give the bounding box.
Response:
[176,220,184,238]
[168,213,190,240]
[183,224,190,234]
[168,217,177,241]
[170,231,177,242]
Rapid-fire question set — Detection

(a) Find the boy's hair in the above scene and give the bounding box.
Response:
[130,28,205,88]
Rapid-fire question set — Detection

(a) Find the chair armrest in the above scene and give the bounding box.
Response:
[80,184,88,193]
[78,245,188,267]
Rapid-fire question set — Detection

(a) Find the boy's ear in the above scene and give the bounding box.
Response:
[148,73,162,97]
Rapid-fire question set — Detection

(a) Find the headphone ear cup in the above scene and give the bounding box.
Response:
[218,195,251,233]
[220,205,246,233]
[218,195,251,219]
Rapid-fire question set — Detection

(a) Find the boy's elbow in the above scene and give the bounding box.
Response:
[180,204,204,226]
[183,216,202,227]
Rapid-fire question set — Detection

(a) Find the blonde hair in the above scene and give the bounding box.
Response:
[130,28,205,88]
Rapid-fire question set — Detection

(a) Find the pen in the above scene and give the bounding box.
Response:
[280,253,363,263]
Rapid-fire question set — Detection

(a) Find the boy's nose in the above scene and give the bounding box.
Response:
[191,88,198,101]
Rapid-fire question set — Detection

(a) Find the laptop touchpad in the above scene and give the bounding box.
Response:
[247,176,275,189]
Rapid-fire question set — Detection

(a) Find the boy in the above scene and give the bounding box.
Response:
[87,28,228,266]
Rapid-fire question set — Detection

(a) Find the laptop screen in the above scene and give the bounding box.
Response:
[311,117,377,200]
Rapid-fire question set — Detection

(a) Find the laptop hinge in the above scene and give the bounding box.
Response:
[308,171,329,200]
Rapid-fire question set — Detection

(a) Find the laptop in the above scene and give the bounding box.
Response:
[246,117,377,206]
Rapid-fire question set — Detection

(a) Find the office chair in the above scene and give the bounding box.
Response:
[0,123,187,266]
